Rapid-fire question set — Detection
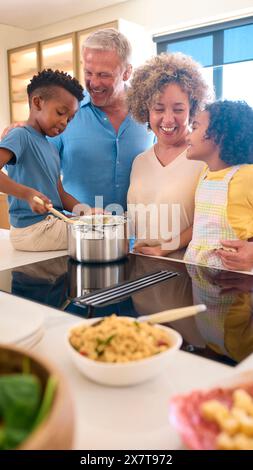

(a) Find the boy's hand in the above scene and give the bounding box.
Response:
[26,190,52,214]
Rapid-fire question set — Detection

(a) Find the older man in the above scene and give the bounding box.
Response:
[49,28,153,211]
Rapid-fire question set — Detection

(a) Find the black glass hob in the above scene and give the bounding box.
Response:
[1,254,253,368]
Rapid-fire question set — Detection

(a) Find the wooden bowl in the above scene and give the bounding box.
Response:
[0,343,74,450]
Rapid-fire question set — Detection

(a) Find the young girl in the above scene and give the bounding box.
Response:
[184,100,253,269]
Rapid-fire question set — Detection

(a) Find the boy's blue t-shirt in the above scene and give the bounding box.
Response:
[0,125,63,228]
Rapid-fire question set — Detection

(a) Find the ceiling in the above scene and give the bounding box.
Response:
[0,0,129,30]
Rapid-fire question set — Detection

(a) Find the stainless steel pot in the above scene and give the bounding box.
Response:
[68,259,128,297]
[67,215,129,263]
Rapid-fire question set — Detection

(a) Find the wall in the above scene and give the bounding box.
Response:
[1,0,253,131]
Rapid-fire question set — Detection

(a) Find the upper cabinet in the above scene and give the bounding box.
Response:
[8,34,77,122]
[8,43,40,122]
[41,33,77,78]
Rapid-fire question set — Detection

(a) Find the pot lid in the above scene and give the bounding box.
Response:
[71,214,126,227]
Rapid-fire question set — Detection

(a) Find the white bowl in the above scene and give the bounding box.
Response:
[66,317,182,386]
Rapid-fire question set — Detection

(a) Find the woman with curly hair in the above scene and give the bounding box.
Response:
[127,53,213,257]
[184,100,253,269]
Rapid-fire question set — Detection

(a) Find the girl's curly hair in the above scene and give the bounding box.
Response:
[204,100,253,165]
[127,52,213,124]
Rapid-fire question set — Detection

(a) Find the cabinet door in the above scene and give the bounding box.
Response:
[0,193,10,229]
[77,21,118,86]
[8,44,40,122]
[41,33,76,78]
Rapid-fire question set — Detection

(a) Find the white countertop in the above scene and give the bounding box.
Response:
[1,230,253,449]
[0,229,66,271]
[1,290,252,450]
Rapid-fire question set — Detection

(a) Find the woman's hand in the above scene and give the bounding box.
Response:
[134,245,170,257]
[72,203,105,216]
[216,240,253,271]
[90,207,106,215]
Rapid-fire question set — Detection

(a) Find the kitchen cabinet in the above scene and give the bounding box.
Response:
[41,33,77,78]
[8,34,76,122]
[8,43,40,122]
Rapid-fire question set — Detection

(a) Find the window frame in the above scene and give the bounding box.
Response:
[153,16,253,99]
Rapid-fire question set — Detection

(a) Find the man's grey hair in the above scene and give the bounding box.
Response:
[82,28,132,65]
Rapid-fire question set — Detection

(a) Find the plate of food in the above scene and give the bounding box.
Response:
[169,370,253,450]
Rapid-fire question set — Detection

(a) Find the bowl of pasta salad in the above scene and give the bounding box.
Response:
[66,314,182,386]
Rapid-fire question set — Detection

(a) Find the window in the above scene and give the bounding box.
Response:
[154,17,253,106]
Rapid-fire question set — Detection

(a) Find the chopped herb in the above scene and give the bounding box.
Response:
[95,335,116,356]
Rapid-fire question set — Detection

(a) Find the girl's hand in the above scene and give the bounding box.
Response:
[216,240,253,271]
[26,190,52,214]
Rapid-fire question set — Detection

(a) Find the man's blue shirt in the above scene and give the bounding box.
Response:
[48,93,154,210]
[1,126,63,228]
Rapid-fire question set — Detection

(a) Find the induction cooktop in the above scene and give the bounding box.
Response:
[1,253,253,368]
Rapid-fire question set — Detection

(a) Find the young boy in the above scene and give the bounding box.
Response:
[184,100,253,269]
[0,69,84,251]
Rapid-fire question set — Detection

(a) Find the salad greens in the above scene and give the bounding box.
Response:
[0,359,57,450]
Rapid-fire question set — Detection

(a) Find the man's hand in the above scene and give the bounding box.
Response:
[1,121,26,140]
[216,240,253,271]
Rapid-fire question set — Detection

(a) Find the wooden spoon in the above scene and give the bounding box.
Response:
[90,304,206,328]
[139,304,206,324]
[33,196,80,225]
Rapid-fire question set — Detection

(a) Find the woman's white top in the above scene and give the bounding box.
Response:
[127,146,204,247]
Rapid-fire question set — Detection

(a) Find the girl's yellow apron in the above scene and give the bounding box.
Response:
[184,166,241,268]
